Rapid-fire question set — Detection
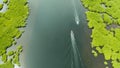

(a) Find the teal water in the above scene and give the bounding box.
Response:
[24,0,107,68]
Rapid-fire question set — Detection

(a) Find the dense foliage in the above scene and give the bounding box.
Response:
[0,0,29,68]
[81,0,120,68]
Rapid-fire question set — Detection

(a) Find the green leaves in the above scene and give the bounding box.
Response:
[3,0,8,3]
[0,4,3,10]
[81,0,120,68]
[103,14,112,24]
[0,0,29,68]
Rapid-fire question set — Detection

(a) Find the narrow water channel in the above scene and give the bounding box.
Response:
[24,0,107,68]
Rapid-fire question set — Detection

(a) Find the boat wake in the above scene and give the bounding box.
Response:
[70,30,84,68]
[71,0,80,25]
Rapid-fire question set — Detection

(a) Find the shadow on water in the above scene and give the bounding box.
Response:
[26,0,107,68]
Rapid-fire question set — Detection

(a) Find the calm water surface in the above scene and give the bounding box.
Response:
[23,0,107,68]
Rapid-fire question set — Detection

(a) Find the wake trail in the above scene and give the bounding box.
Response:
[71,0,80,25]
[70,30,84,68]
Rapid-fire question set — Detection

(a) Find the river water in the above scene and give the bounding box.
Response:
[21,0,107,68]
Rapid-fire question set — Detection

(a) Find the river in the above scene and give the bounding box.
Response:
[21,0,107,68]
